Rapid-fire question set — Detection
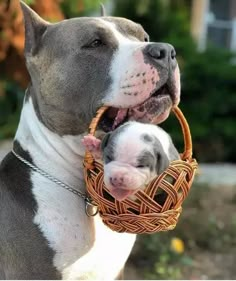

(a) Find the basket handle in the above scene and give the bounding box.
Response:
[88,106,109,136]
[84,106,193,167]
[172,106,192,161]
[84,106,109,169]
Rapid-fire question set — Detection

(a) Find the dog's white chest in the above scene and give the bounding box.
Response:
[31,172,136,280]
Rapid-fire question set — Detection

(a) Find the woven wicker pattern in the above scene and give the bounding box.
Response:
[84,106,198,234]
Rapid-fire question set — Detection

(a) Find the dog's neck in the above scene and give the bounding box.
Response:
[14,95,86,192]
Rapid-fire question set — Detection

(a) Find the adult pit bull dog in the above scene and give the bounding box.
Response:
[0,1,181,279]
[82,121,180,201]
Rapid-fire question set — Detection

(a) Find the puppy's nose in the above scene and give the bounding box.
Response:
[144,43,177,69]
[110,176,124,187]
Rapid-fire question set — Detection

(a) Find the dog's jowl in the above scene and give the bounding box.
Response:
[0,2,180,279]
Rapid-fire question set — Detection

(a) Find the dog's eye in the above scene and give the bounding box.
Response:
[144,35,149,42]
[88,39,103,48]
[136,165,147,169]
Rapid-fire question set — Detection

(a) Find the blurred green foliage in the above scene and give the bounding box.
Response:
[61,0,104,17]
[0,81,24,139]
[133,233,190,279]
[1,0,236,162]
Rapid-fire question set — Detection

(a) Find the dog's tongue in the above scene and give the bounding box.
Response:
[110,188,135,201]
[112,109,128,130]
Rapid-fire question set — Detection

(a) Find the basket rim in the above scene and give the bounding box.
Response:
[84,106,193,168]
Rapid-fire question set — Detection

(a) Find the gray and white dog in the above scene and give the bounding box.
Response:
[83,122,180,201]
[0,1,181,279]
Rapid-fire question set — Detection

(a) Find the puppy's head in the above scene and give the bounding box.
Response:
[20,2,180,137]
[101,122,179,201]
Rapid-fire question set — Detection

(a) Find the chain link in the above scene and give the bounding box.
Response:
[11,149,91,202]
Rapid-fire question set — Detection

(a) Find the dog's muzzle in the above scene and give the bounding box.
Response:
[100,43,180,132]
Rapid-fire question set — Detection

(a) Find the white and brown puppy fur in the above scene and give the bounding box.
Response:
[83,122,180,201]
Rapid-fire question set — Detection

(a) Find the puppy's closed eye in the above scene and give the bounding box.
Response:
[136,164,148,169]
[137,151,154,170]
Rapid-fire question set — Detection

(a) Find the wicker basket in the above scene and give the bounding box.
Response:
[83,106,198,234]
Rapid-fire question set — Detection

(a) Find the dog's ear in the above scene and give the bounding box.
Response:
[100,3,106,16]
[152,137,170,174]
[156,152,169,175]
[101,132,111,151]
[20,1,49,56]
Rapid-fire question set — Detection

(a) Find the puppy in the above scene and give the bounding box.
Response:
[83,121,180,201]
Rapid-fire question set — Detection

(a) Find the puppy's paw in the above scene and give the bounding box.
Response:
[82,135,102,159]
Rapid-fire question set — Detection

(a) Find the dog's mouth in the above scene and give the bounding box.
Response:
[100,83,173,132]
[109,187,136,201]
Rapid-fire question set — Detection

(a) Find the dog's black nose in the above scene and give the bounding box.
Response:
[144,43,177,69]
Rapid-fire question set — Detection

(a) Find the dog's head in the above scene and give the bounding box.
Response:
[20,2,180,136]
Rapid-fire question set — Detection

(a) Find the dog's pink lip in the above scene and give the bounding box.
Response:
[116,86,173,126]
[151,107,171,124]
[101,82,177,131]
[109,187,136,201]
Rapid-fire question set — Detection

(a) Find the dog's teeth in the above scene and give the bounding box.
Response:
[112,120,118,130]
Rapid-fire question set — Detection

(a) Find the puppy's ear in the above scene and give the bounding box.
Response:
[168,142,180,161]
[156,152,169,175]
[101,132,111,151]
[20,1,49,56]
[153,136,170,175]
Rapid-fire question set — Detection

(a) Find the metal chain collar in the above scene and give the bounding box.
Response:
[11,149,98,216]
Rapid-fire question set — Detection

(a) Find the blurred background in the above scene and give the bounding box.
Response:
[0,0,236,279]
